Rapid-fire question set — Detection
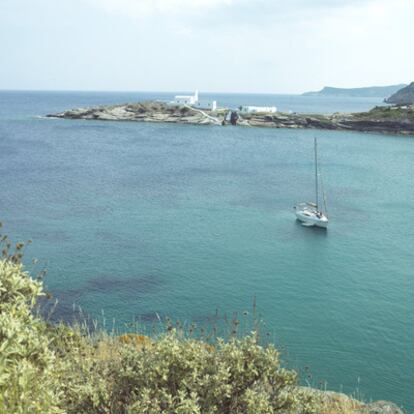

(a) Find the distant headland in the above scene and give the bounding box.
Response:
[385,82,414,105]
[302,84,406,98]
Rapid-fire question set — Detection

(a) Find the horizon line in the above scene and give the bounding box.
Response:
[0,88,305,95]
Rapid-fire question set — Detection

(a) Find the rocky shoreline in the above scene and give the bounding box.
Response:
[47,101,414,136]
[304,389,404,414]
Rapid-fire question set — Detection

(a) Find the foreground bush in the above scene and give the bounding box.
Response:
[0,258,320,414]
[0,260,61,413]
[111,334,309,414]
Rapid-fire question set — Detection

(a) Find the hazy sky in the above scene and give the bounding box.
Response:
[1,0,413,93]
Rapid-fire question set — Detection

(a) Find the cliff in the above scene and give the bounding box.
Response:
[48,101,414,136]
[385,82,414,105]
[303,85,406,98]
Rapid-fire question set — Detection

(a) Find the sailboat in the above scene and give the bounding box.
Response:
[294,138,329,228]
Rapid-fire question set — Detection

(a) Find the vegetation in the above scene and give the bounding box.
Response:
[0,229,322,414]
[180,106,191,114]
[355,105,414,120]
[1,229,391,414]
[0,258,61,413]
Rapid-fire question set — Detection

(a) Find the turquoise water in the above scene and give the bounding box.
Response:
[0,91,413,412]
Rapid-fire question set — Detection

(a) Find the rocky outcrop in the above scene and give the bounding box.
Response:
[362,401,405,414]
[47,101,414,136]
[48,101,221,125]
[240,105,414,135]
[385,82,414,105]
[301,389,405,414]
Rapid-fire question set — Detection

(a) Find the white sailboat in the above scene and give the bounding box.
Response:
[294,138,329,228]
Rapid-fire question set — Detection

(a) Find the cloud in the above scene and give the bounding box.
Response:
[2,0,412,92]
[85,0,385,33]
[87,0,234,18]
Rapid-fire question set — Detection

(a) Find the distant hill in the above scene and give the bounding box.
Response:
[385,82,414,105]
[303,84,407,98]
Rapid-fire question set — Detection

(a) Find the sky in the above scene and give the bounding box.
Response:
[0,0,413,94]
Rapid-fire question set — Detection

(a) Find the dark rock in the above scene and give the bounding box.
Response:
[230,111,238,125]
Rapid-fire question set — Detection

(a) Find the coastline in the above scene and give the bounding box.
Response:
[47,100,414,136]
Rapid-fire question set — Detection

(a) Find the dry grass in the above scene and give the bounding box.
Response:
[318,391,364,414]
[118,333,152,349]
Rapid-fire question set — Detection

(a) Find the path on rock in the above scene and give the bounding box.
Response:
[184,104,222,125]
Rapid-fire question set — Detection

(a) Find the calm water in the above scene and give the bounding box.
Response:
[0,91,413,412]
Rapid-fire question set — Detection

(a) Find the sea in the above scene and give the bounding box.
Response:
[0,90,413,412]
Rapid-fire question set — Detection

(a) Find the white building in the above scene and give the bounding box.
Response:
[240,106,277,114]
[172,90,217,111]
[174,90,199,105]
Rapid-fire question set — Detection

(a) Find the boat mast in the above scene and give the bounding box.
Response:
[314,137,319,210]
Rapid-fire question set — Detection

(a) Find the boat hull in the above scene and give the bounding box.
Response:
[295,206,328,228]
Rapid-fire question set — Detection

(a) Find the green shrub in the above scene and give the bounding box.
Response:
[109,333,318,414]
[180,106,190,114]
[0,256,320,414]
[0,260,62,414]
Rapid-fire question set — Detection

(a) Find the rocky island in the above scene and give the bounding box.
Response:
[47,100,414,136]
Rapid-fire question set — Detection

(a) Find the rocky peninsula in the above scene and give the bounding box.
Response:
[47,101,414,136]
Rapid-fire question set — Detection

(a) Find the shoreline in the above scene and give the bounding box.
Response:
[47,101,414,136]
